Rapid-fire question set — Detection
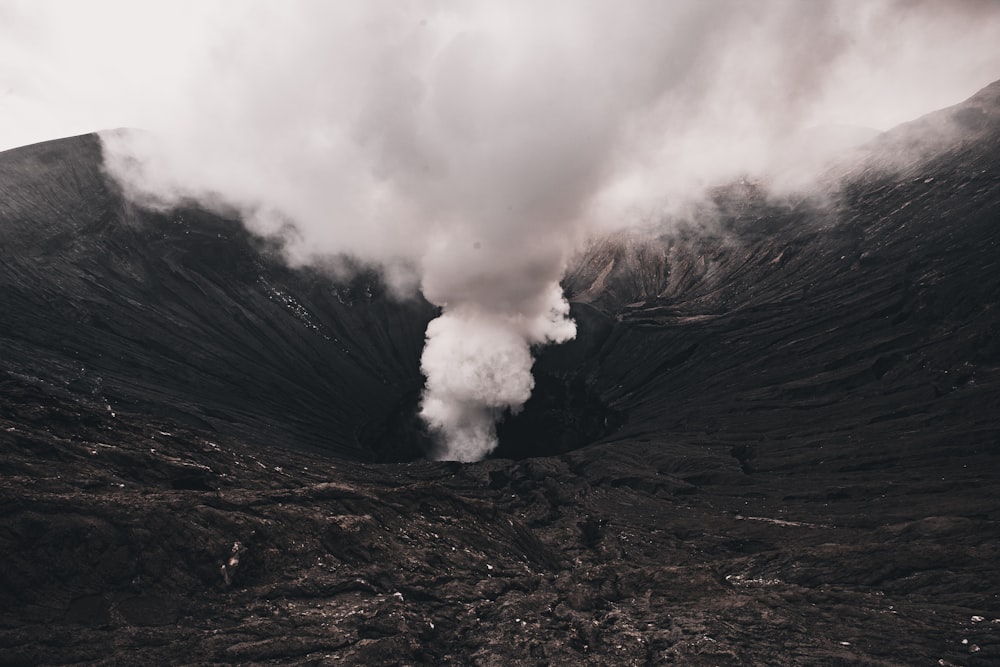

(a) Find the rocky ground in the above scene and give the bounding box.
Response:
[1,376,998,666]
[2,83,1000,665]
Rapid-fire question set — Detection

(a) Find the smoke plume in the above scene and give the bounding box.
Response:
[32,0,993,460]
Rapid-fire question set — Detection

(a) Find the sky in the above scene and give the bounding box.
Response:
[2,0,1000,153]
[3,1,1000,460]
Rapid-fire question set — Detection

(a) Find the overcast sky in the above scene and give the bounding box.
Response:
[2,1,1000,152]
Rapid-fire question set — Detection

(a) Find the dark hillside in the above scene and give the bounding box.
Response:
[0,136,436,461]
[543,81,1000,477]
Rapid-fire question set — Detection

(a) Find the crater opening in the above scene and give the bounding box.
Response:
[359,375,622,463]
[359,302,624,462]
[492,371,624,459]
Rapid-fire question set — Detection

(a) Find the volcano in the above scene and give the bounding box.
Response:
[1,82,999,665]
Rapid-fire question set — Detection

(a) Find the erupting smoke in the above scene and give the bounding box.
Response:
[419,288,576,462]
[8,1,997,459]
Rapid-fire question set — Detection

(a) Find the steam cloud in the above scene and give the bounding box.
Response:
[50,0,997,460]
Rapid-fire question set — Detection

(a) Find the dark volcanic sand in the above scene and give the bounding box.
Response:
[1,82,1000,665]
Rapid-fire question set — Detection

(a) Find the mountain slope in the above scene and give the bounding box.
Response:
[532,80,1000,475]
[0,135,436,461]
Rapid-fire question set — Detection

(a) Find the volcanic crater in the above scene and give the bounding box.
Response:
[1,81,999,665]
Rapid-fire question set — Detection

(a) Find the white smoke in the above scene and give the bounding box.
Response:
[8,0,996,459]
[419,286,576,461]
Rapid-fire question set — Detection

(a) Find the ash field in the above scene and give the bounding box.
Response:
[2,78,1000,666]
